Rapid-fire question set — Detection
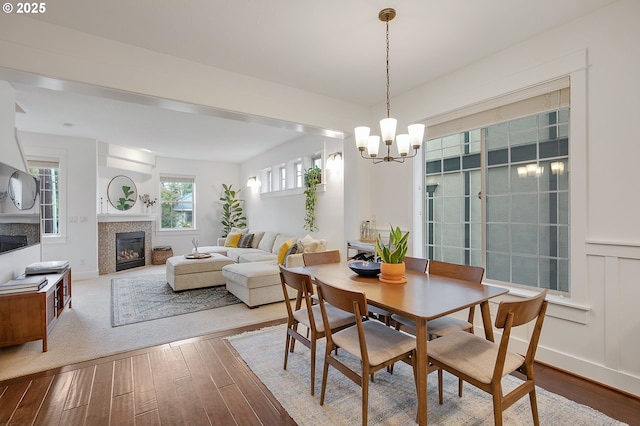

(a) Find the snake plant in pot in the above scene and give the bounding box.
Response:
[376,225,410,284]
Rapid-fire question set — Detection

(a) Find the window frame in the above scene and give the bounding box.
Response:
[26,151,66,243]
[413,61,589,315]
[159,175,196,231]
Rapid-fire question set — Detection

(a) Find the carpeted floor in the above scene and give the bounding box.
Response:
[0,265,287,382]
[228,325,627,426]
[111,274,241,326]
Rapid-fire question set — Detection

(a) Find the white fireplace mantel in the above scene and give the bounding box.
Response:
[97,214,156,223]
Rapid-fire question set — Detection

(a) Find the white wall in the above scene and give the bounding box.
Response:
[19,132,98,279]
[241,135,344,251]
[356,0,640,395]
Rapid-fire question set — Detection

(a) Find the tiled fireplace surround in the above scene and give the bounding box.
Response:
[98,215,153,275]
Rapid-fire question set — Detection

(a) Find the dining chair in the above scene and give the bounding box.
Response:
[303,249,341,305]
[279,265,355,395]
[392,260,485,338]
[316,277,418,426]
[302,249,341,266]
[428,289,549,426]
[391,259,484,393]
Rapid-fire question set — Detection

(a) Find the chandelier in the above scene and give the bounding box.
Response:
[355,8,425,164]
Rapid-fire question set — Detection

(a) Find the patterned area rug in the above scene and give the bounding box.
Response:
[228,325,627,426]
[111,274,241,326]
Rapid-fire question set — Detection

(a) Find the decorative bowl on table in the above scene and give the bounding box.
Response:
[348,261,381,277]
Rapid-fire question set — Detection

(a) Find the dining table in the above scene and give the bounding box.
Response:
[296,261,509,426]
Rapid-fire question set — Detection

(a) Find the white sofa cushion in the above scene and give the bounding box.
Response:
[238,252,277,263]
[225,247,264,262]
[222,261,279,290]
[258,231,278,252]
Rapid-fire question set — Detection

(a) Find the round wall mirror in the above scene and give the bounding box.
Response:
[8,170,38,210]
[107,175,137,211]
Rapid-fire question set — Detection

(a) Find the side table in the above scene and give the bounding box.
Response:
[0,268,72,352]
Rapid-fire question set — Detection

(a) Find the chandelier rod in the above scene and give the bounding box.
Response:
[385,15,391,119]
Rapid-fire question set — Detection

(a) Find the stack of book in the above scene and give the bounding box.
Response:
[25,260,69,275]
[0,275,48,295]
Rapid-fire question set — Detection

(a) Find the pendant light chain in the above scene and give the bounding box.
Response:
[385,18,391,119]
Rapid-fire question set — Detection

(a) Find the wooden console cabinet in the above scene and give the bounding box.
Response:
[0,268,72,352]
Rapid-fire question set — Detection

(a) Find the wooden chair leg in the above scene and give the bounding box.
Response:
[362,368,369,426]
[458,378,463,397]
[492,392,504,426]
[283,333,290,369]
[529,388,540,426]
[310,338,316,396]
[438,369,444,405]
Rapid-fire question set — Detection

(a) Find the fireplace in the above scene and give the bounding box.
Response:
[0,235,28,253]
[116,231,145,271]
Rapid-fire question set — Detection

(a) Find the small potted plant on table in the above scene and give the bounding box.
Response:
[376,225,409,284]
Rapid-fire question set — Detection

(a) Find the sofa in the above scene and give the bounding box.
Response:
[197,229,328,308]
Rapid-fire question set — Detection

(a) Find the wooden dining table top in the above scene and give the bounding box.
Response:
[296,261,508,322]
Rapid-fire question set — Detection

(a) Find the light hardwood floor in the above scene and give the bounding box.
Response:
[0,318,638,425]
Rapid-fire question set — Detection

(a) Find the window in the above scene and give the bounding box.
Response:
[311,153,323,170]
[294,160,303,188]
[424,86,569,293]
[28,159,60,235]
[265,169,272,192]
[279,165,286,190]
[160,176,195,229]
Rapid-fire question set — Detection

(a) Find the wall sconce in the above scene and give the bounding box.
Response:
[246,176,261,188]
[326,152,343,171]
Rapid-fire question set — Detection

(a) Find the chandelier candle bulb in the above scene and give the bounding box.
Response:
[368,136,380,157]
[396,134,410,155]
[380,118,397,143]
[355,126,371,150]
[408,124,425,148]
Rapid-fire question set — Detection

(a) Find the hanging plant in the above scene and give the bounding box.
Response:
[303,166,322,232]
[219,184,247,237]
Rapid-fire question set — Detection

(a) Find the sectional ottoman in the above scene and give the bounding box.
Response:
[166,253,235,291]
[198,230,328,307]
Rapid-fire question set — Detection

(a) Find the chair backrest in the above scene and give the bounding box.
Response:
[303,249,341,266]
[316,278,367,318]
[494,289,548,376]
[428,260,484,283]
[279,265,315,320]
[404,256,429,273]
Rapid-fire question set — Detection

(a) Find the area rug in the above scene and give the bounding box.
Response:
[111,274,241,326]
[228,325,626,426]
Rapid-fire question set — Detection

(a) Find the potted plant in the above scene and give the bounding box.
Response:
[219,184,247,237]
[376,225,410,283]
[303,166,322,232]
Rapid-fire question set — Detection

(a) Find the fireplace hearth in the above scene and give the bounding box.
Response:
[116,231,145,271]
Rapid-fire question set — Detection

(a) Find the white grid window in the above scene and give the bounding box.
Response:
[425,104,569,293]
[160,176,195,229]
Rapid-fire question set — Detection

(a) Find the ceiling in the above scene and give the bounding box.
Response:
[5,0,617,162]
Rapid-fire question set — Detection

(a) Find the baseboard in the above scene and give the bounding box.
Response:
[71,269,99,281]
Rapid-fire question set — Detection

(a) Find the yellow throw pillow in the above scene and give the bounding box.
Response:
[277,240,293,265]
[224,233,242,248]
